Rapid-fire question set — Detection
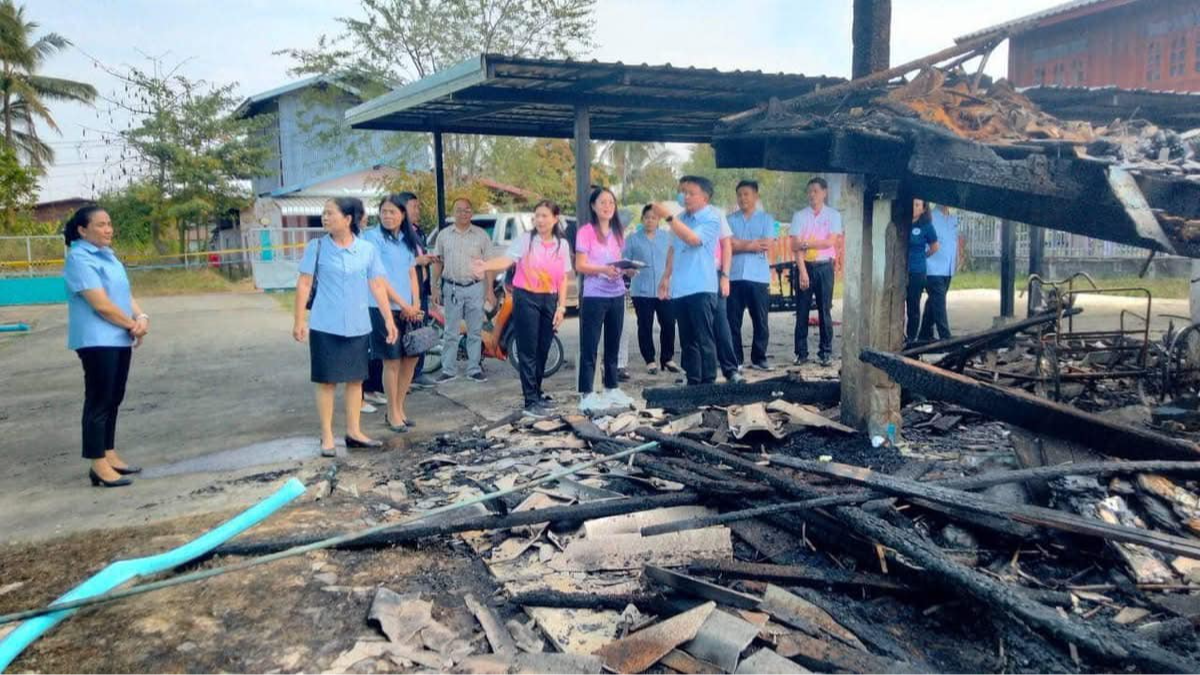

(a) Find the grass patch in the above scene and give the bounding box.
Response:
[952,271,1188,300]
[127,268,254,297]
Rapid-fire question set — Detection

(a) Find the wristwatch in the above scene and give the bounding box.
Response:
[135,313,150,321]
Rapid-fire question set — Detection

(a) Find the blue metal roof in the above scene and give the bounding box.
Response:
[235,75,365,118]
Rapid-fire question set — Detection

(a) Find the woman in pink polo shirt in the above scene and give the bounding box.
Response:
[473,200,572,418]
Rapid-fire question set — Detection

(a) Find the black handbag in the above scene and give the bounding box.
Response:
[305,239,322,310]
[402,319,439,355]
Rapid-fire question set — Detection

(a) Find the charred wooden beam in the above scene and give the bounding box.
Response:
[646,459,1200,537]
[635,427,1198,673]
[505,590,688,617]
[860,349,1200,461]
[687,559,909,592]
[203,491,699,559]
[777,459,1200,560]
[642,377,839,413]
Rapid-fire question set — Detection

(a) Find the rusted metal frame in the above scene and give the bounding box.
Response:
[860,349,1200,461]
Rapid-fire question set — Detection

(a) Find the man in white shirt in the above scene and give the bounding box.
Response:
[788,177,841,367]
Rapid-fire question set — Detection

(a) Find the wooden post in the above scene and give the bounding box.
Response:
[852,0,891,78]
[433,131,446,229]
[840,178,906,438]
[1027,225,1046,314]
[999,219,1016,318]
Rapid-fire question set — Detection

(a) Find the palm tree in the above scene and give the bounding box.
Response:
[599,141,674,200]
[0,0,96,171]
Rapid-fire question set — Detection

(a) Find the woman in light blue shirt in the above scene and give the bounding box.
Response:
[292,198,397,456]
[623,204,677,375]
[361,194,425,433]
[62,205,149,488]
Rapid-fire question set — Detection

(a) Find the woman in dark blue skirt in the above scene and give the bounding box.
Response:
[292,198,397,456]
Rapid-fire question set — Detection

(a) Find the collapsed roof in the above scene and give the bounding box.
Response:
[714,46,1200,258]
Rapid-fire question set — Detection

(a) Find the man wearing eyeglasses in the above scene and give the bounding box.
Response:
[431,197,493,384]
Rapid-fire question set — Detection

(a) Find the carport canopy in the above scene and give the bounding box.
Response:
[345,53,841,223]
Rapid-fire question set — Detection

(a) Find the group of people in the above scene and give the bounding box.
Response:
[61,176,960,487]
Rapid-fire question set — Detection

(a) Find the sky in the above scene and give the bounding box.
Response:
[29,0,1067,201]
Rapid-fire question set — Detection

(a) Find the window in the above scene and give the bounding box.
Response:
[1052,62,1065,85]
[1034,66,1046,85]
[1169,36,1186,77]
[1147,41,1162,82]
[1072,59,1085,85]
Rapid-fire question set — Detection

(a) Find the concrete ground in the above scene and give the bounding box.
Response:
[0,288,1187,543]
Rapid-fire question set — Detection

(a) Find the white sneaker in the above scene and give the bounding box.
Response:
[605,388,635,409]
[361,402,378,414]
[364,392,388,405]
[578,392,607,412]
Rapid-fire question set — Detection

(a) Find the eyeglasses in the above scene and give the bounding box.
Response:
[455,208,473,214]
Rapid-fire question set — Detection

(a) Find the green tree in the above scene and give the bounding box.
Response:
[104,56,273,253]
[681,144,810,220]
[96,180,163,249]
[599,141,676,203]
[0,144,36,217]
[279,0,597,183]
[0,0,96,170]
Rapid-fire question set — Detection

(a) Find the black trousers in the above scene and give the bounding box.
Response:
[579,296,624,393]
[712,293,739,377]
[513,289,557,407]
[794,261,834,359]
[918,275,952,341]
[77,347,132,460]
[674,293,718,385]
[727,280,770,366]
[631,296,674,366]
[906,271,927,344]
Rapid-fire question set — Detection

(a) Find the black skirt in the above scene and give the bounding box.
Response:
[369,307,415,360]
[309,329,369,383]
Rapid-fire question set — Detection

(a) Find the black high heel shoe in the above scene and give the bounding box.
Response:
[113,465,142,475]
[345,435,383,449]
[89,470,132,488]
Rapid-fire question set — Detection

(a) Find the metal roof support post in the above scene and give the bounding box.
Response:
[573,104,591,381]
[999,219,1016,318]
[573,105,591,223]
[433,131,447,228]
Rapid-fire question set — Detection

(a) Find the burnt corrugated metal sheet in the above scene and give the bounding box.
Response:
[346,54,843,143]
[1021,85,1200,129]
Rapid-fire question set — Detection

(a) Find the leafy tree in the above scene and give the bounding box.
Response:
[96,180,163,249]
[681,144,811,220]
[101,56,273,253]
[490,137,610,213]
[0,144,36,218]
[599,141,676,202]
[0,0,96,170]
[279,0,597,183]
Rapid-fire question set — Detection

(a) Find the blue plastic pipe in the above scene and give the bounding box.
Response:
[0,324,29,333]
[0,478,305,671]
